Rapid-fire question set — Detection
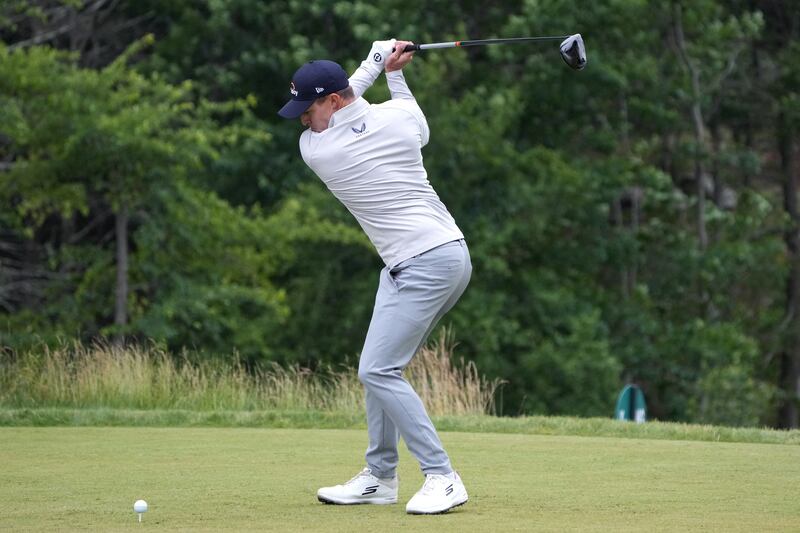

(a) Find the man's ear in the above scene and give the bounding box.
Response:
[329,93,344,111]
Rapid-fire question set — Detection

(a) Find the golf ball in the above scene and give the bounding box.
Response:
[133,499,148,513]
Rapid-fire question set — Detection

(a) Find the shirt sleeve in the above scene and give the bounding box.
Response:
[386,70,414,100]
[385,71,429,146]
[348,60,381,99]
[416,103,430,147]
[299,129,314,168]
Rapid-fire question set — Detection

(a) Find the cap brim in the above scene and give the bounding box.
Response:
[278,98,314,119]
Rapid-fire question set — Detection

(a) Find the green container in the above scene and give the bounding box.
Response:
[615,384,646,423]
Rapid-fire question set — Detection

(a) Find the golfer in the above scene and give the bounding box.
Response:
[278,39,470,514]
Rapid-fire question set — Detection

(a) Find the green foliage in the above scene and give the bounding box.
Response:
[131,182,368,361]
[1,0,796,426]
[131,183,288,356]
[683,322,774,424]
[519,311,620,416]
[0,39,362,362]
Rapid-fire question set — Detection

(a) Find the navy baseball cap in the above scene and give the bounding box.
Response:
[278,60,349,119]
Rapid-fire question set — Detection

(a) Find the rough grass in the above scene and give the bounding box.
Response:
[4,336,799,447]
[1,427,798,532]
[0,331,502,416]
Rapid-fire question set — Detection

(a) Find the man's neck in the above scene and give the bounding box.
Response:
[338,97,356,110]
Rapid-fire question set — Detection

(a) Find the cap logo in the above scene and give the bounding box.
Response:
[315,87,324,93]
[289,82,298,97]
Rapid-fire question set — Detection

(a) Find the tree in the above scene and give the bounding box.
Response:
[1,0,797,425]
[0,0,156,68]
[774,39,800,429]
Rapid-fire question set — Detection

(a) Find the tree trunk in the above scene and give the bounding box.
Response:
[710,121,724,245]
[114,205,128,334]
[672,2,708,251]
[612,197,629,299]
[690,109,708,252]
[630,190,640,294]
[619,90,631,155]
[778,112,800,429]
[743,24,761,190]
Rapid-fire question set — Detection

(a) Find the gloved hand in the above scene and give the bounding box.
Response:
[363,39,396,75]
[349,39,397,98]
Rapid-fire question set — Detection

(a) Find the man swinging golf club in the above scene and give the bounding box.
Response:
[278,39,470,514]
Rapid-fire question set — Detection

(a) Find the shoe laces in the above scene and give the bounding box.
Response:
[419,473,449,495]
[345,468,373,485]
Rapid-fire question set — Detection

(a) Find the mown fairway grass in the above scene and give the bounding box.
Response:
[1,427,798,532]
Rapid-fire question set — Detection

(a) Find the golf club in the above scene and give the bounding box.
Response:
[392,34,587,70]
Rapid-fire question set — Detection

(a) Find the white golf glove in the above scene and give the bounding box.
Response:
[349,38,396,98]
[363,38,396,75]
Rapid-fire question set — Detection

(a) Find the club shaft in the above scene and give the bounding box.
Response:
[401,36,569,53]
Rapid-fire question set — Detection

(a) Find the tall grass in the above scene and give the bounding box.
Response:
[0,331,502,416]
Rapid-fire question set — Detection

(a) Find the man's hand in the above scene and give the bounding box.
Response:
[385,40,415,72]
[350,39,397,99]
[365,39,396,74]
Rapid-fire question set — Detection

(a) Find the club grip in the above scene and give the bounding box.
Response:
[390,44,421,53]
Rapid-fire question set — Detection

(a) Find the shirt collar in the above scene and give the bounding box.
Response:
[328,97,369,128]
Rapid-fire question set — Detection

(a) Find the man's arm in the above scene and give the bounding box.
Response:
[348,39,396,98]
[385,41,416,100]
[384,41,429,146]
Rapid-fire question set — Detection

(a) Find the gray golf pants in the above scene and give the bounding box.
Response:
[358,239,472,478]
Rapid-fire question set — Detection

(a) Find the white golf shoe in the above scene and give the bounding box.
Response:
[405,471,468,514]
[317,468,398,505]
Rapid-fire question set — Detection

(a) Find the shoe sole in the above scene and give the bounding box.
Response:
[317,495,397,505]
[406,497,468,515]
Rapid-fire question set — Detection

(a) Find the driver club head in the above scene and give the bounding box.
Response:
[559,33,587,70]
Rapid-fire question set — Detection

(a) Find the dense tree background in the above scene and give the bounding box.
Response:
[1,0,798,428]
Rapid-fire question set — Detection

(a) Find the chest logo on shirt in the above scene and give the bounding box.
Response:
[351,122,367,136]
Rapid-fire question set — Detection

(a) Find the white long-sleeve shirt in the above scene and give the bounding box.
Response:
[299,66,464,268]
